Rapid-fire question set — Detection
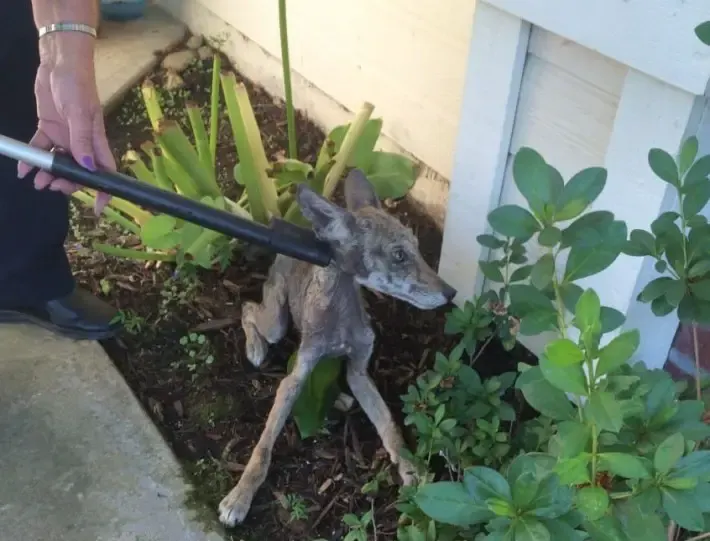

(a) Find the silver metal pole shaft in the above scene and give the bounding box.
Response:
[0,133,54,170]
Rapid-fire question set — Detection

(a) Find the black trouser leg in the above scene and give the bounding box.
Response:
[0,28,75,307]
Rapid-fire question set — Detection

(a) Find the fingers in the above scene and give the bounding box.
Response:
[65,105,98,172]
[92,113,115,215]
[17,130,52,179]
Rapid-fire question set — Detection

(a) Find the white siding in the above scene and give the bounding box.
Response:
[157,0,477,225]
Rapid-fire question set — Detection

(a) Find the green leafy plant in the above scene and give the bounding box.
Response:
[110,309,146,335]
[623,136,710,400]
[343,510,374,541]
[175,332,215,379]
[395,144,710,541]
[281,493,309,522]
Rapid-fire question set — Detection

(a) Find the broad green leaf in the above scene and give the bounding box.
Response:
[564,220,627,281]
[688,258,710,279]
[488,205,541,241]
[695,21,710,46]
[664,279,686,307]
[556,421,590,458]
[366,151,417,199]
[648,148,679,187]
[518,310,559,336]
[530,253,555,289]
[544,338,584,366]
[487,497,516,517]
[623,229,656,257]
[140,214,180,250]
[511,471,539,509]
[327,118,382,168]
[598,452,650,479]
[690,278,710,300]
[683,181,710,218]
[539,355,588,396]
[684,154,710,187]
[555,454,591,485]
[583,516,626,541]
[654,433,685,474]
[554,167,607,222]
[415,481,493,527]
[480,261,505,283]
[560,211,614,249]
[510,264,533,282]
[679,136,699,175]
[288,353,342,438]
[541,518,586,541]
[637,276,676,303]
[576,486,609,522]
[672,450,710,482]
[513,147,557,219]
[600,307,625,334]
[615,500,665,541]
[595,330,640,376]
[463,466,512,502]
[518,368,576,420]
[586,391,624,433]
[514,517,551,541]
[477,234,506,249]
[661,487,706,532]
[575,289,601,332]
[538,226,562,247]
[508,284,554,314]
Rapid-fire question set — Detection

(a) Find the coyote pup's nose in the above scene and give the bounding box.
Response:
[442,282,457,303]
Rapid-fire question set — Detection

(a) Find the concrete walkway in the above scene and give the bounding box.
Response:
[0,7,225,541]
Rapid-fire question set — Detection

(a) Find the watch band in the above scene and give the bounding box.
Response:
[38,22,98,39]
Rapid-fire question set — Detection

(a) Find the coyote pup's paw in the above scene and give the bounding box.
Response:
[218,486,254,527]
[241,302,267,367]
[398,458,418,487]
[243,323,267,367]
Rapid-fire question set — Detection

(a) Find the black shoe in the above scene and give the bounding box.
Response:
[0,287,121,340]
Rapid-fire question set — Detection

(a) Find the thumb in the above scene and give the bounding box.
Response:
[65,106,97,172]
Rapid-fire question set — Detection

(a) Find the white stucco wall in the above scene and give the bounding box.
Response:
[157,0,477,226]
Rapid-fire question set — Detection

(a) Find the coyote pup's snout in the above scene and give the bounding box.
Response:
[218,170,456,527]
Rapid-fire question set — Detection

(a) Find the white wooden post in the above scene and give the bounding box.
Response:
[614,73,706,368]
[438,4,531,303]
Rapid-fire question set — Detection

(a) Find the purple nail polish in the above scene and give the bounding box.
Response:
[81,156,96,171]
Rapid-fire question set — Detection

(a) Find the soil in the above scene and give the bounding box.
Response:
[67,44,535,540]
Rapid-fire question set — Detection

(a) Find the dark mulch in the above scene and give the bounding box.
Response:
[68,43,532,540]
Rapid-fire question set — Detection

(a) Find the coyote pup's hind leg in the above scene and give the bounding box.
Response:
[241,262,289,367]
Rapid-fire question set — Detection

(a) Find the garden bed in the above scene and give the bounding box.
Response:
[68,43,532,540]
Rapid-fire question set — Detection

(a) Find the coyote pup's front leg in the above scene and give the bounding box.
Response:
[218,344,321,527]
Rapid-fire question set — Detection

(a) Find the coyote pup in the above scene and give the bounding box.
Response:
[219,169,456,526]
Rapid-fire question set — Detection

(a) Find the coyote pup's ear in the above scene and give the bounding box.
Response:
[344,169,381,212]
[296,184,355,243]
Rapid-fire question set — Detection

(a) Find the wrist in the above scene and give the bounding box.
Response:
[39,31,96,68]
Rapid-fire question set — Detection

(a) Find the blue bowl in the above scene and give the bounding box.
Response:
[100,0,147,21]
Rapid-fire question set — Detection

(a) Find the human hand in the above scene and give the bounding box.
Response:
[17,37,115,215]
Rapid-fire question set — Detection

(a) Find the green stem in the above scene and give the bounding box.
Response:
[71,191,141,235]
[141,79,164,131]
[278,0,298,159]
[322,102,375,199]
[591,425,598,486]
[93,243,176,262]
[186,101,215,184]
[209,52,222,168]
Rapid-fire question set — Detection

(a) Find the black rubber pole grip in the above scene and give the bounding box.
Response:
[50,152,333,267]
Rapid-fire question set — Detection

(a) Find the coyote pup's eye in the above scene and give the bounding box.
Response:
[392,248,406,262]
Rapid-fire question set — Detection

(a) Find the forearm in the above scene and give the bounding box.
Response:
[31,0,98,67]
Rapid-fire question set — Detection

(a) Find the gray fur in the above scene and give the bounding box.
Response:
[218,169,457,526]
